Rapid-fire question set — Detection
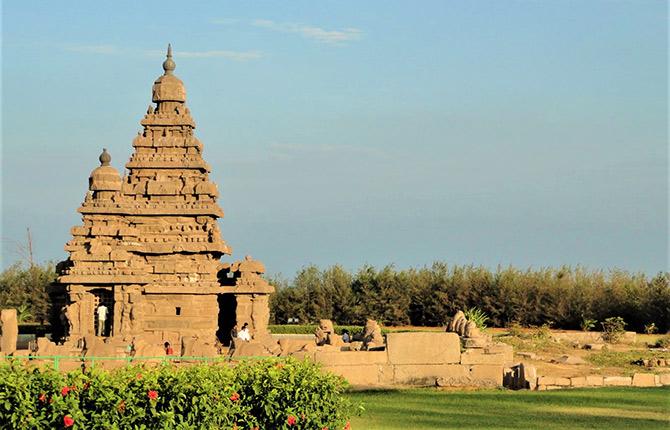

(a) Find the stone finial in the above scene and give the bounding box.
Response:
[99,148,111,166]
[163,43,176,75]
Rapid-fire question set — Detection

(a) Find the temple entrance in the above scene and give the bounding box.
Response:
[91,288,114,337]
[217,294,237,346]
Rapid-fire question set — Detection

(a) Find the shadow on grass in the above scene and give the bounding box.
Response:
[347,387,670,430]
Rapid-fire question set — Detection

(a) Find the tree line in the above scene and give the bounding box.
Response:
[269,263,670,333]
[1,261,668,333]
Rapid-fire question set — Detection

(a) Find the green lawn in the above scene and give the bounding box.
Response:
[346,387,670,430]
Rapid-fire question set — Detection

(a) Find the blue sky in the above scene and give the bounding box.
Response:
[1,1,668,276]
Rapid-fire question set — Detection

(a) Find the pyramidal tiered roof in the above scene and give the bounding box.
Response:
[58,45,230,291]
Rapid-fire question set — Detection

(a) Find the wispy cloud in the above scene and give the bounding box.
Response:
[61,44,262,61]
[252,19,362,44]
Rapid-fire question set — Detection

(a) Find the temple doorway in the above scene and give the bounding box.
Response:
[217,294,237,346]
[91,288,114,337]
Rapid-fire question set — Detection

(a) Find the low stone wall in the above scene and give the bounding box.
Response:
[303,332,513,387]
[550,331,637,345]
[536,372,670,390]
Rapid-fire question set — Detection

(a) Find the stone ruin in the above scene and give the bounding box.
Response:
[45,45,273,356]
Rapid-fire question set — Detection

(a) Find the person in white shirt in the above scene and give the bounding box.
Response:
[97,304,108,336]
[237,323,251,342]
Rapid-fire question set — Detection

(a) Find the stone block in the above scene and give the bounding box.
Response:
[604,376,632,386]
[386,332,460,365]
[469,365,503,386]
[585,375,604,386]
[460,349,507,365]
[323,364,385,386]
[393,364,470,386]
[570,376,587,387]
[314,351,388,366]
[537,376,571,386]
[632,373,656,387]
[231,342,270,358]
[658,373,670,386]
[0,309,18,355]
[520,363,537,390]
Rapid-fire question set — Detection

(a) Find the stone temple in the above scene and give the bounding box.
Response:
[50,45,273,349]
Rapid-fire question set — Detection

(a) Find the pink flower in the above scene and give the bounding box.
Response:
[344,422,351,430]
[63,415,74,427]
[147,390,158,400]
[287,415,297,426]
[61,386,70,397]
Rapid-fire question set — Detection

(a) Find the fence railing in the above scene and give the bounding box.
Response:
[4,354,269,371]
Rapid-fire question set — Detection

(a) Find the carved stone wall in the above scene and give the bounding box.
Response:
[52,46,273,349]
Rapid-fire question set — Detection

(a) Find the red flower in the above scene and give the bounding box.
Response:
[322,427,329,430]
[63,415,74,428]
[343,422,351,430]
[38,393,46,403]
[136,373,143,380]
[61,386,70,396]
[287,415,297,426]
[229,392,240,402]
[147,390,158,400]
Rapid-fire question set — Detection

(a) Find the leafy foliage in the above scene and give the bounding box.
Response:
[0,262,56,323]
[580,317,597,332]
[0,358,355,429]
[601,317,627,343]
[269,264,669,333]
[463,307,489,329]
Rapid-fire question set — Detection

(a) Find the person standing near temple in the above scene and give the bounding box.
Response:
[237,323,251,342]
[96,304,108,336]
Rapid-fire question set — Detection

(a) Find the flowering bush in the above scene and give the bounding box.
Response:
[0,358,355,429]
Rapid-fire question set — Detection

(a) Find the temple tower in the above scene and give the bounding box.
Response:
[53,46,273,348]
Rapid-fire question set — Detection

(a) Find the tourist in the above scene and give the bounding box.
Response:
[237,323,251,342]
[342,329,351,343]
[96,304,107,336]
[164,341,174,355]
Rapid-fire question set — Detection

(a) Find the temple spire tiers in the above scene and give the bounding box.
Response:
[53,47,273,350]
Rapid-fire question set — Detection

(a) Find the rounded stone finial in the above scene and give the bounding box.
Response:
[99,148,111,166]
[162,43,176,75]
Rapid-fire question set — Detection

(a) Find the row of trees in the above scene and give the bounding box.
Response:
[1,260,668,333]
[0,262,56,323]
[269,263,670,333]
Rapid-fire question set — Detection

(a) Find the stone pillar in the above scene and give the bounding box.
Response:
[235,294,253,329]
[251,294,270,336]
[0,309,19,354]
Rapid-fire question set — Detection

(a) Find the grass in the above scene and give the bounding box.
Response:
[346,387,670,429]
[586,350,670,375]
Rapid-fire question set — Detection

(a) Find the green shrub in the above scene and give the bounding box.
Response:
[463,307,489,329]
[0,358,355,429]
[601,317,627,343]
[531,324,553,341]
[506,321,524,338]
[580,317,597,332]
